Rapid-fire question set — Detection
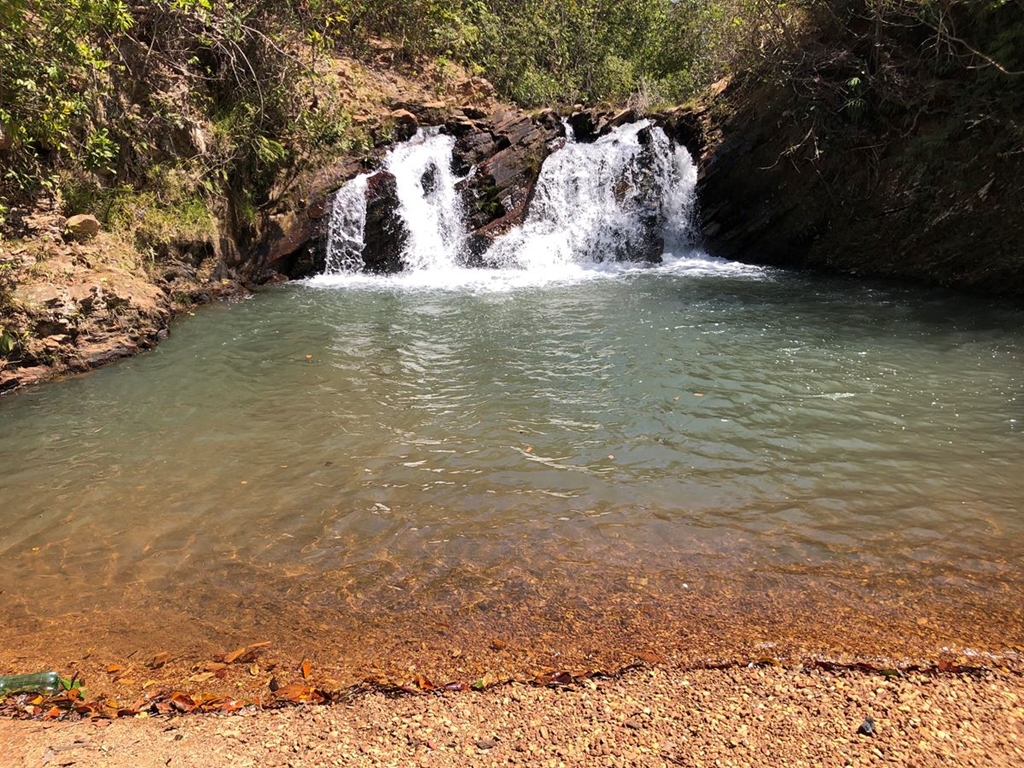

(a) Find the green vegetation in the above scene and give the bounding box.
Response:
[1,1,1021,232]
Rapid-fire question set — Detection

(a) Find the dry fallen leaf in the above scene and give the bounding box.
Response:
[301,659,312,680]
[224,642,271,665]
[274,684,322,703]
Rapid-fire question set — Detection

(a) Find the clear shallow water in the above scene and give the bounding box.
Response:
[1,256,1023,670]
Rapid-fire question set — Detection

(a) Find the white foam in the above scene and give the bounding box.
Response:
[307,250,763,294]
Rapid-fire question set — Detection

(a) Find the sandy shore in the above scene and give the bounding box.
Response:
[2,664,1022,766]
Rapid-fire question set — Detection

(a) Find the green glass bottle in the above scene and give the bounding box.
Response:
[0,672,62,696]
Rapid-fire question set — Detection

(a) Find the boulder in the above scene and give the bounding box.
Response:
[455,77,495,102]
[392,101,450,127]
[65,214,101,240]
[389,109,419,142]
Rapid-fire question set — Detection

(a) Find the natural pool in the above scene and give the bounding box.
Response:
[1,255,1022,682]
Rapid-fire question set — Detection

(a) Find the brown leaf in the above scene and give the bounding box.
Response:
[274,684,322,704]
[202,662,227,673]
[189,672,215,684]
[413,675,435,691]
[107,664,122,674]
[490,638,507,651]
[301,659,312,681]
[169,692,197,713]
[224,641,271,665]
[535,671,573,687]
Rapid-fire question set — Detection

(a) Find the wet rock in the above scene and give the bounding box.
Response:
[455,108,564,243]
[444,116,477,138]
[569,111,598,142]
[362,171,407,273]
[605,109,637,133]
[694,73,1024,295]
[421,165,438,196]
[257,158,368,279]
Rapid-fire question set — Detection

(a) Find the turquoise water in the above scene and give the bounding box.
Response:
[1,257,1022,663]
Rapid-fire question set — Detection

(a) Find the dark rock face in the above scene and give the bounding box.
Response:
[624,126,667,264]
[258,158,369,280]
[690,76,1024,295]
[361,171,407,274]
[455,108,565,260]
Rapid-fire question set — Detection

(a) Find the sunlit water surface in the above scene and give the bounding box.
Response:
[2,256,1022,675]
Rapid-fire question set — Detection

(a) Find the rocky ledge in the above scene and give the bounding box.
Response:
[0,205,243,394]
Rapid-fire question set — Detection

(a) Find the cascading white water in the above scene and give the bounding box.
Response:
[325,174,369,274]
[385,128,467,271]
[321,120,700,280]
[322,129,467,276]
[483,121,696,270]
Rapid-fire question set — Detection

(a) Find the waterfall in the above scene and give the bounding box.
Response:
[483,121,695,269]
[325,174,368,274]
[385,128,467,271]
[321,120,697,277]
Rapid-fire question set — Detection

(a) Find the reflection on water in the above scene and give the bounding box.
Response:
[1,258,1022,673]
